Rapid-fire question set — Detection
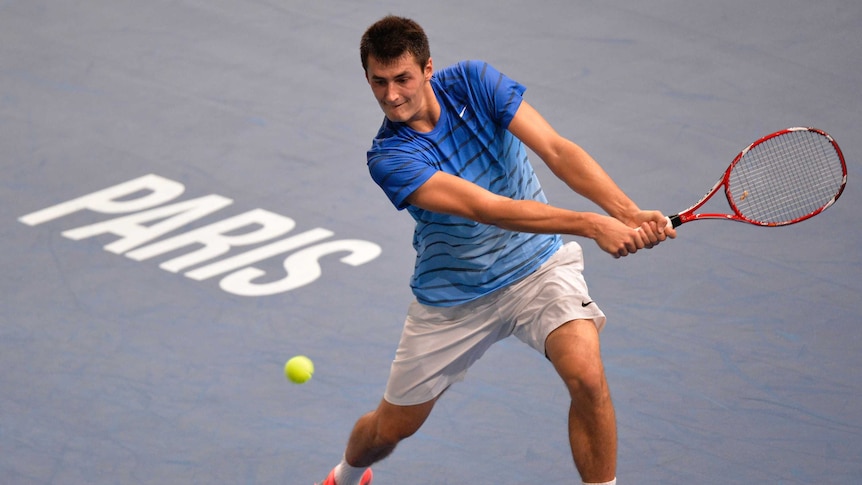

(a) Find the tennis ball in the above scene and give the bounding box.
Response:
[285,355,314,384]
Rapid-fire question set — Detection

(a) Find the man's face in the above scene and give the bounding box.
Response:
[366,53,432,124]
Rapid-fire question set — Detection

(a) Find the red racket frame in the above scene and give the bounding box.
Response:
[667,127,847,228]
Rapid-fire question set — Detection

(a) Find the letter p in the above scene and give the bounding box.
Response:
[18,174,185,226]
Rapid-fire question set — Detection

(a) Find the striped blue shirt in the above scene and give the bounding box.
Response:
[367,60,561,306]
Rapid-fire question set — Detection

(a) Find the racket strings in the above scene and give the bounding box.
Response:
[728,129,845,225]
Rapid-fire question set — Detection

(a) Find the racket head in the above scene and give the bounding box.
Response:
[724,127,847,227]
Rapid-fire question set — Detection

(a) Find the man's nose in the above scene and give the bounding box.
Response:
[383,84,399,102]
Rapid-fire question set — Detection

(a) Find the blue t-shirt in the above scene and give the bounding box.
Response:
[367,60,562,306]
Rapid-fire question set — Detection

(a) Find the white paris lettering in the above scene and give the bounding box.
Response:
[18,174,382,297]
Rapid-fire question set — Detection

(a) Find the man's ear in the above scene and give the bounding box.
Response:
[424,57,434,81]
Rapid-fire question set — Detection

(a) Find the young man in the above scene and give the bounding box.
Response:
[317,15,675,485]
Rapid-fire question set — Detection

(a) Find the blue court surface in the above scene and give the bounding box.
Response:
[2,1,861,483]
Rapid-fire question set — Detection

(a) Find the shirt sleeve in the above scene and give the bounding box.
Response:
[367,146,437,210]
[458,60,526,128]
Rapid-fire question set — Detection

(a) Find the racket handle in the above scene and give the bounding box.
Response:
[636,216,677,232]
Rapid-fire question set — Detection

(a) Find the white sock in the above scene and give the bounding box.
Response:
[584,479,616,485]
[334,457,368,485]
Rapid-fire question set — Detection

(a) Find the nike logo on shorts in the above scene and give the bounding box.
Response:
[581,301,594,307]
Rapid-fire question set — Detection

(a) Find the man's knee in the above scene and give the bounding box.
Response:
[545,319,609,400]
[374,398,437,443]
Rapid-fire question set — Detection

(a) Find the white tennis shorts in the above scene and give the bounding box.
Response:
[384,241,606,406]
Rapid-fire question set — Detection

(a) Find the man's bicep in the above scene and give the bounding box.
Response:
[507,101,565,163]
[405,171,504,222]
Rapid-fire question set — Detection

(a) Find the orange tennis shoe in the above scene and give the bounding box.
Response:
[316,467,373,485]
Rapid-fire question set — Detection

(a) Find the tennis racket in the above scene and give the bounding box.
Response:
[666,127,847,228]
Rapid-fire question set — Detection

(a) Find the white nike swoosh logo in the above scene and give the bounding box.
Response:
[458,105,467,118]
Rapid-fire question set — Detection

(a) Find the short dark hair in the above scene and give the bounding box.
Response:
[360,15,430,73]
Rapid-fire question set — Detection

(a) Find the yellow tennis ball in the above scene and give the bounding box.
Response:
[285,355,314,384]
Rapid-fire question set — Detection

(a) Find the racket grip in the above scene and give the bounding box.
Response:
[636,216,677,232]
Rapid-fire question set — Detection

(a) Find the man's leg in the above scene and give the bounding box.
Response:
[545,319,617,483]
[344,397,438,467]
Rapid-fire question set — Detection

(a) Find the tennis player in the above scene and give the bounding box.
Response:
[318,15,674,485]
